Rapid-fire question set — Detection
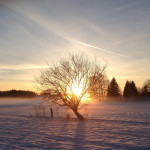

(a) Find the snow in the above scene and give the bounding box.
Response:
[0,98,150,149]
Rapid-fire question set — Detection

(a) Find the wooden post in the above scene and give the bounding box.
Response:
[50,108,53,118]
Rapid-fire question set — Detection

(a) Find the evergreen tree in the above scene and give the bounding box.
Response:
[131,81,138,96]
[123,80,130,97]
[107,77,121,97]
[123,80,138,98]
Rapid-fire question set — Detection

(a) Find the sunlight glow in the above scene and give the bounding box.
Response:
[66,77,93,104]
[67,78,88,102]
[71,82,83,97]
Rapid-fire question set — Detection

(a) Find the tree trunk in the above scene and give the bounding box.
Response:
[73,109,84,120]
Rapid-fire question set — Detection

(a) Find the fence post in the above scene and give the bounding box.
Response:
[50,107,53,118]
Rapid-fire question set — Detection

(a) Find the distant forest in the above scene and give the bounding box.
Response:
[90,77,150,101]
[1,79,150,101]
[0,90,37,98]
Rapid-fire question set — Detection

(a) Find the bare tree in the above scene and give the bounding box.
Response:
[144,79,150,92]
[89,75,109,99]
[141,79,150,97]
[36,53,107,120]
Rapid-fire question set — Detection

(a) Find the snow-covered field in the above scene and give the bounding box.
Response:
[0,98,150,150]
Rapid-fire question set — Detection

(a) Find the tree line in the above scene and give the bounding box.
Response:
[91,77,150,101]
[0,89,37,98]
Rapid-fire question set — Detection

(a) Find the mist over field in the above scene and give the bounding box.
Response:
[0,98,150,149]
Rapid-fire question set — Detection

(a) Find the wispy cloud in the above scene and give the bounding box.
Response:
[70,39,128,57]
[1,1,129,58]
[0,64,45,70]
[114,0,150,12]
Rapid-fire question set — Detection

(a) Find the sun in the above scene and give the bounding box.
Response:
[71,82,83,96]
[67,78,84,98]
[67,78,91,103]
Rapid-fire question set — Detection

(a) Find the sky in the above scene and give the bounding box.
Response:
[0,0,150,92]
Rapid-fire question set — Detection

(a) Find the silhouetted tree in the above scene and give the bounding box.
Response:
[90,75,109,98]
[107,77,121,97]
[141,85,149,97]
[36,53,107,120]
[123,80,138,98]
[144,79,150,92]
[123,81,130,98]
[131,81,138,96]
[141,79,150,97]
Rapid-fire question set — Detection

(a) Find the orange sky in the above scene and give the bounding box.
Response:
[0,0,150,91]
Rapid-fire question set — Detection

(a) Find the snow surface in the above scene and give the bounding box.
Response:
[0,98,150,150]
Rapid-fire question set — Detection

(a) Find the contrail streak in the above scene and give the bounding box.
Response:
[71,39,127,57]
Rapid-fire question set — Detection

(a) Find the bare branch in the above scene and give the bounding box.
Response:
[36,53,107,120]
